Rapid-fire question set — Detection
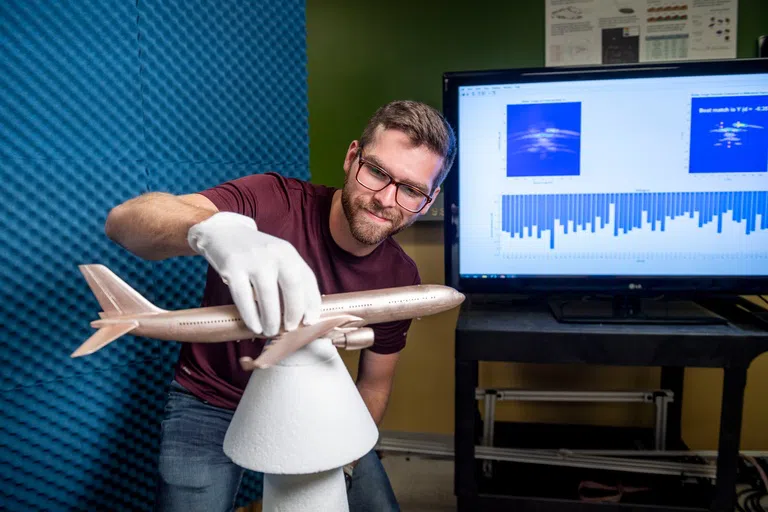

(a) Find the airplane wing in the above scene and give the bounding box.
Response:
[239,314,363,370]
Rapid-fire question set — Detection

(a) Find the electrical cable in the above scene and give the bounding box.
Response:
[736,487,753,512]
[746,456,768,490]
[742,456,768,512]
[746,492,765,512]
[737,488,764,512]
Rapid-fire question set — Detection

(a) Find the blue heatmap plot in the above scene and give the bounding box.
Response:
[501,191,768,249]
[689,95,768,174]
[506,102,582,177]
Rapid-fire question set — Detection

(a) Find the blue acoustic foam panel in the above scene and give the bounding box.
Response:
[0,0,144,164]
[1,1,310,510]
[0,160,155,388]
[1,367,171,511]
[139,0,311,166]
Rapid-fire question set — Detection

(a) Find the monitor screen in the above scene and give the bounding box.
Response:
[443,59,768,294]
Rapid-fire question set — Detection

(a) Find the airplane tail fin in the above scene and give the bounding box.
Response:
[79,264,164,317]
[71,264,165,358]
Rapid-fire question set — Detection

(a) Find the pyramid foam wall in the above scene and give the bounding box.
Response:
[1,1,309,509]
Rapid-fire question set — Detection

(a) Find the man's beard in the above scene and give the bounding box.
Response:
[341,179,415,246]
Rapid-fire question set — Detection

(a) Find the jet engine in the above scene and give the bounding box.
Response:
[331,328,374,350]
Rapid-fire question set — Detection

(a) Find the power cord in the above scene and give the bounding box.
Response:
[736,456,768,512]
[740,491,766,512]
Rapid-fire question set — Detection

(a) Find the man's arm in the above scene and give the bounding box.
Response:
[103,186,321,336]
[356,349,401,427]
[105,192,218,261]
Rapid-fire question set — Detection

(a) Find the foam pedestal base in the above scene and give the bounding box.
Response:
[223,338,378,474]
[263,468,348,512]
[223,338,377,511]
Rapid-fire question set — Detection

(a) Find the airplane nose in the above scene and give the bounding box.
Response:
[453,289,466,304]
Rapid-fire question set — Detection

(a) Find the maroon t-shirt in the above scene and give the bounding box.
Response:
[173,172,420,409]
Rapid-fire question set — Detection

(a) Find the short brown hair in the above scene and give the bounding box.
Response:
[359,100,456,193]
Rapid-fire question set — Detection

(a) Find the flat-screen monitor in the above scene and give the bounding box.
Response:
[443,58,768,300]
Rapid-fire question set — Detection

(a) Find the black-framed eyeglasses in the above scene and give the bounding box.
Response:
[356,154,432,213]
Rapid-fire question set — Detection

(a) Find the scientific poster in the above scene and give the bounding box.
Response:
[545,0,738,67]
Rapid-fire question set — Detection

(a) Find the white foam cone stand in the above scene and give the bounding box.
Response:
[223,338,379,512]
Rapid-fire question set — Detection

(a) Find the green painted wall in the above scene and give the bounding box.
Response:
[306,0,766,188]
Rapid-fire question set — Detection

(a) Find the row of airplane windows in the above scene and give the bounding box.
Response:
[179,319,242,326]
[322,297,435,311]
[177,297,437,326]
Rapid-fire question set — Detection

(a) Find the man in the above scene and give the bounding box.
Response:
[104,99,456,512]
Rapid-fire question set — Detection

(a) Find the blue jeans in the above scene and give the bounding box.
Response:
[154,380,399,512]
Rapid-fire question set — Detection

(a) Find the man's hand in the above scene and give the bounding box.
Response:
[187,211,322,337]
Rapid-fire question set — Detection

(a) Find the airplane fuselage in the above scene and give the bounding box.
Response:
[92,284,464,343]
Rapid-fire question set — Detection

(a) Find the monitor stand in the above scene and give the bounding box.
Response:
[549,295,728,325]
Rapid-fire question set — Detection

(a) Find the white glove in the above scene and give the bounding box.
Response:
[187,212,322,337]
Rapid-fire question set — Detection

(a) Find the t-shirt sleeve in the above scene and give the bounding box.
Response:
[197,172,289,229]
[369,267,422,355]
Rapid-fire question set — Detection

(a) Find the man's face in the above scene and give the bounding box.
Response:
[341,128,443,246]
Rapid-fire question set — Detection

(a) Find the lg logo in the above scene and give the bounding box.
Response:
[629,283,643,290]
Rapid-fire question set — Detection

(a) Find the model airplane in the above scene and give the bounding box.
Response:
[71,264,465,369]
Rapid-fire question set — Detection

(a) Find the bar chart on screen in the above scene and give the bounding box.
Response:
[487,190,768,275]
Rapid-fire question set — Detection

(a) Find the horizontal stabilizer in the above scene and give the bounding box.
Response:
[71,322,138,358]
